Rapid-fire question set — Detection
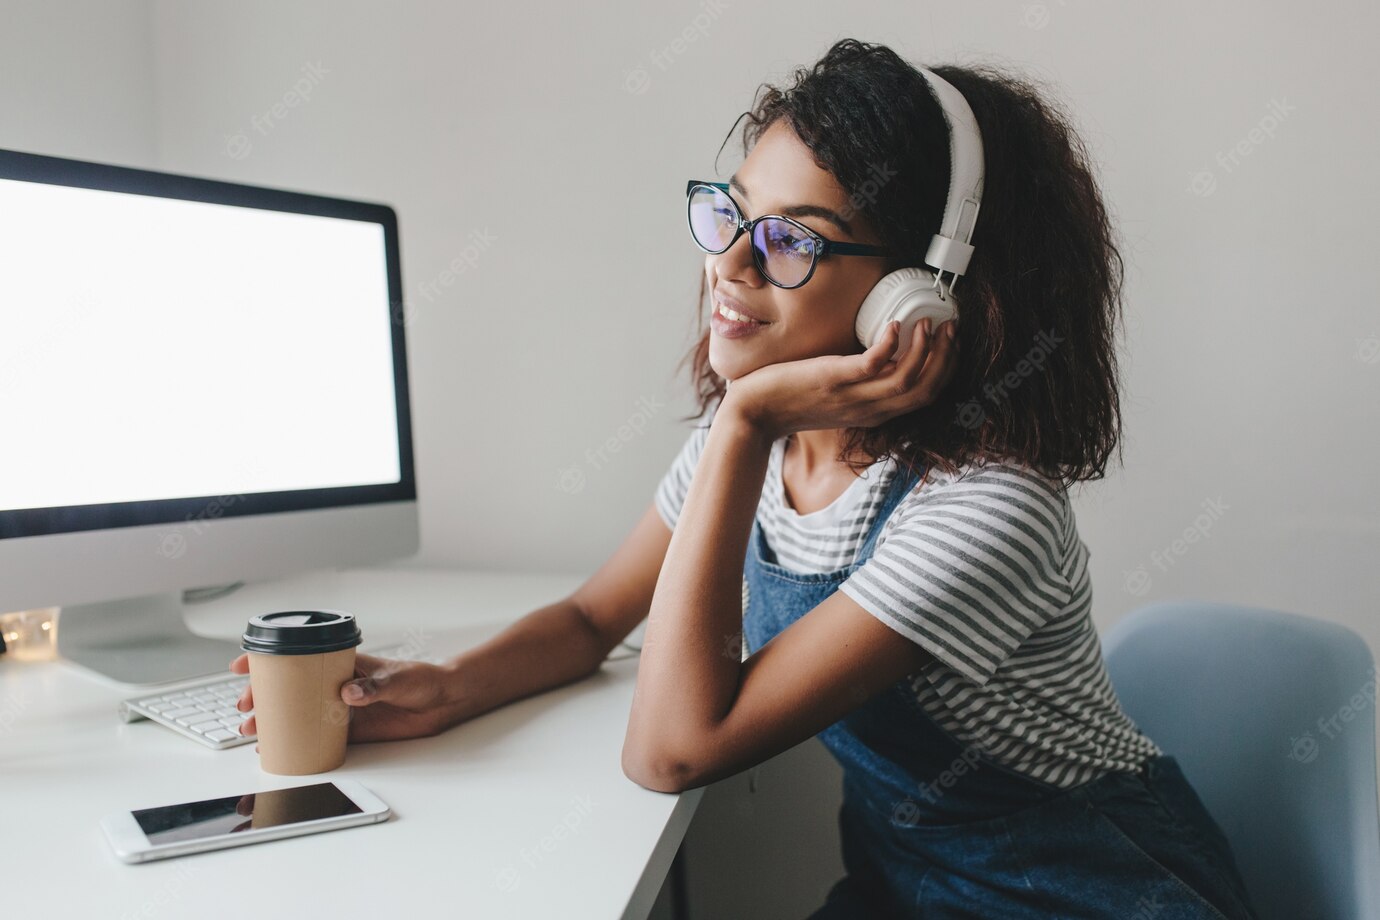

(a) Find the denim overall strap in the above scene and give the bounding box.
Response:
[745,459,920,583]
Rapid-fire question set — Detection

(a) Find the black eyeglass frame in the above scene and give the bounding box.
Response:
[685,180,894,289]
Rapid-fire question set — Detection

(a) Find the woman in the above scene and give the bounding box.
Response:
[232,39,1259,919]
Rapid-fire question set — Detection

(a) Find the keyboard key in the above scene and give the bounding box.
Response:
[184,713,223,727]
[164,707,200,720]
[203,729,239,742]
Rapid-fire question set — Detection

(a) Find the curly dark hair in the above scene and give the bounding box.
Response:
[674,38,1128,488]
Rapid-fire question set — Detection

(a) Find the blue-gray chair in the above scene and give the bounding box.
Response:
[1101,600,1380,920]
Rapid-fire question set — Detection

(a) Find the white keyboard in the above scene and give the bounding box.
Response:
[117,642,440,750]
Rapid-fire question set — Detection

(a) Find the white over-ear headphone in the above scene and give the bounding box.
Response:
[854,66,985,360]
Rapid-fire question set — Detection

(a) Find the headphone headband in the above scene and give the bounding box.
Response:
[914,67,985,283]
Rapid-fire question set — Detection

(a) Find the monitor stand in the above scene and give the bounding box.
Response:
[56,592,243,686]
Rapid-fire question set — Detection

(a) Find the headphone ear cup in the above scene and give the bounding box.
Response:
[854,267,959,359]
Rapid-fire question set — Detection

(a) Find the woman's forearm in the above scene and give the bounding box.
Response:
[624,403,774,769]
[440,597,609,724]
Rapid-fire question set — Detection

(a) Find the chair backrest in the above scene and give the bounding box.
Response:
[1101,600,1380,920]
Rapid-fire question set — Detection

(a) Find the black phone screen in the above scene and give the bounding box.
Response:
[131,782,362,846]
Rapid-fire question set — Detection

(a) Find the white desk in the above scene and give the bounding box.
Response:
[1,566,701,920]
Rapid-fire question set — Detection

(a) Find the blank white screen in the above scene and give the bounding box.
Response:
[0,177,402,511]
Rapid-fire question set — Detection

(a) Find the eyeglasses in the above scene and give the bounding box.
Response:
[685,180,893,289]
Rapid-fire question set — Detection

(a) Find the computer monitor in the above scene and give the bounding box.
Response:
[0,148,419,686]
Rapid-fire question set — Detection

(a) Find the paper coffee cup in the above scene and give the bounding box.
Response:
[241,610,362,776]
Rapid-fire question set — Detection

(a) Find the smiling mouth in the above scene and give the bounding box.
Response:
[714,301,769,325]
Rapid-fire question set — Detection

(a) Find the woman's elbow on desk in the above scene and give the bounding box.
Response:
[621,741,698,794]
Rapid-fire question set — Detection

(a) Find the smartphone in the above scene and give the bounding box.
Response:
[100,779,390,864]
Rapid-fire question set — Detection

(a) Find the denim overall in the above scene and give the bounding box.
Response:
[742,461,1260,919]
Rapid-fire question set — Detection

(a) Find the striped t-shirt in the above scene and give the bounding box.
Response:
[653,418,1162,790]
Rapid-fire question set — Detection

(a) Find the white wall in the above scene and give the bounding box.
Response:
[0,0,156,165]
[135,0,1380,648]
[145,0,719,580]
[9,0,1378,632]
[3,2,1378,917]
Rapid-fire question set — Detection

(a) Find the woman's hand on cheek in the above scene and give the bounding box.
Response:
[723,317,960,441]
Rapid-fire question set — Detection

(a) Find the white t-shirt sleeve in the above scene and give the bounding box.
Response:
[838,466,1074,688]
[654,422,713,531]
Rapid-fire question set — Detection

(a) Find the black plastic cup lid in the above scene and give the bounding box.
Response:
[241,610,363,655]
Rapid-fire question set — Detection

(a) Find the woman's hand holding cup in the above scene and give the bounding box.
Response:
[229,651,466,746]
